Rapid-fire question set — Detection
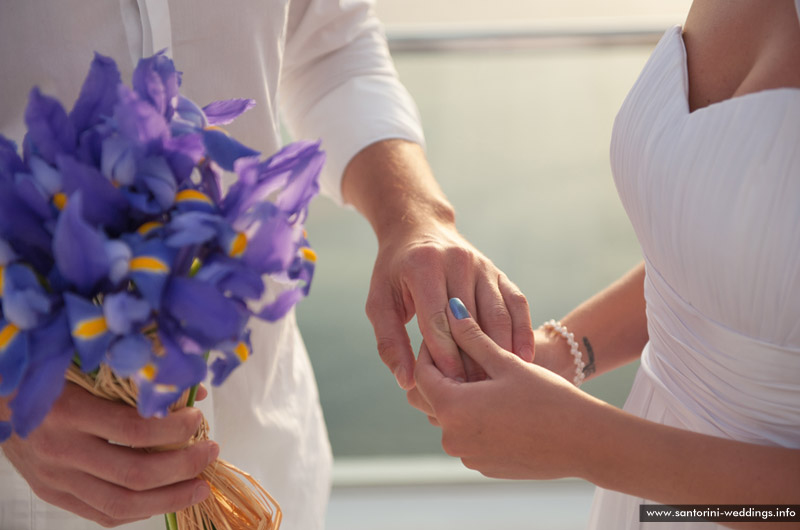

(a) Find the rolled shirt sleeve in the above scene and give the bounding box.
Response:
[280,0,426,205]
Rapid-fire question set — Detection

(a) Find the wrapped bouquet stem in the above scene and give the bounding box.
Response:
[0,50,323,529]
[65,364,282,530]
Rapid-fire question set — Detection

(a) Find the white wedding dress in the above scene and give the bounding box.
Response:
[587,4,800,529]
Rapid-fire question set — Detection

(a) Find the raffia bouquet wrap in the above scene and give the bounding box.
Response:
[0,51,323,529]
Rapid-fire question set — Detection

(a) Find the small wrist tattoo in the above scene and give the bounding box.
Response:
[582,337,596,376]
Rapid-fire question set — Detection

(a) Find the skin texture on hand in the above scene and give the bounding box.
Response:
[1,384,216,528]
[341,139,534,390]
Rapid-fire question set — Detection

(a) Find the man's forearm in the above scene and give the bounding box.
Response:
[341,139,455,242]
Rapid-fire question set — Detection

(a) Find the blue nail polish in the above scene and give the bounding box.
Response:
[449,298,469,320]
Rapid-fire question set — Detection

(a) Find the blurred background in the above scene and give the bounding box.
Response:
[295,1,691,528]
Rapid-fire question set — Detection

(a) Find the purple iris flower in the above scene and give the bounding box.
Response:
[135,329,206,418]
[69,53,121,135]
[0,317,30,397]
[57,154,129,231]
[64,292,113,371]
[202,99,256,126]
[23,88,76,165]
[162,276,248,349]
[132,51,181,120]
[1,263,53,330]
[209,330,251,386]
[0,50,323,441]
[52,193,110,294]
[7,311,73,439]
[0,136,26,183]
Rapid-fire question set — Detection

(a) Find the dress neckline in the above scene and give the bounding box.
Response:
[672,26,800,117]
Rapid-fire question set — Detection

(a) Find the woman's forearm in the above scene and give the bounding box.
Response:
[539,262,649,381]
[580,399,800,529]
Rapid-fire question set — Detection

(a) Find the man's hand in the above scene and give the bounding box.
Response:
[1,384,216,527]
[342,139,534,390]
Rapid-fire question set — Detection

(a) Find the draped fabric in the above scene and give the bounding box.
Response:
[588,7,800,528]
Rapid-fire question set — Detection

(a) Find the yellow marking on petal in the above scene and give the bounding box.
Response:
[203,125,228,135]
[129,256,170,274]
[73,316,108,340]
[300,247,317,262]
[52,192,68,211]
[140,363,157,381]
[137,221,163,236]
[0,322,19,351]
[234,342,250,363]
[175,189,213,205]
[228,232,248,258]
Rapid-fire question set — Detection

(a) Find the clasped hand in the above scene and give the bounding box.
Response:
[406,299,601,482]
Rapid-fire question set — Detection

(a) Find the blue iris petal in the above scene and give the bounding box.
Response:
[107,333,151,377]
[138,156,177,210]
[274,142,324,218]
[255,287,305,322]
[105,240,132,285]
[0,136,25,183]
[28,156,63,196]
[163,277,247,349]
[69,53,122,134]
[201,128,260,171]
[202,99,256,126]
[10,312,73,438]
[210,330,251,386]
[1,264,52,330]
[173,96,207,130]
[103,292,151,335]
[0,238,18,265]
[57,154,128,230]
[129,240,175,309]
[114,86,169,149]
[64,293,113,372]
[132,51,181,119]
[194,257,265,301]
[164,133,204,184]
[0,180,53,265]
[52,193,110,293]
[0,318,30,396]
[100,136,138,186]
[165,211,222,247]
[24,88,76,165]
[240,204,298,274]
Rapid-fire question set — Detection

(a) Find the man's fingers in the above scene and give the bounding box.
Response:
[405,266,467,382]
[365,289,416,389]
[55,384,204,448]
[499,274,535,362]
[474,273,513,353]
[447,298,516,376]
[75,438,219,492]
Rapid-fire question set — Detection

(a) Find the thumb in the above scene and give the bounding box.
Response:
[447,297,516,376]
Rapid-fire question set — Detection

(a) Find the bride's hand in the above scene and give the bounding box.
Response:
[411,298,601,480]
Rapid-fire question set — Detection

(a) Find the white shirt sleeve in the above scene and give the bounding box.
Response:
[280,0,426,205]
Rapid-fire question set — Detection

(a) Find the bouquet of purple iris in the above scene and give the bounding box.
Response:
[0,51,323,529]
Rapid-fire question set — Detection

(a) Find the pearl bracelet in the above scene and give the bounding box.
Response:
[541,319,585,386]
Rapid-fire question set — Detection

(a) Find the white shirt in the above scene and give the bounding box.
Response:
[0,1,425,529]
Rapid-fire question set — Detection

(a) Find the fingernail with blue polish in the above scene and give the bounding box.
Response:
[449,298,469,320]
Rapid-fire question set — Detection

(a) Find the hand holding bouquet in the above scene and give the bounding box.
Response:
[0,51,324,529]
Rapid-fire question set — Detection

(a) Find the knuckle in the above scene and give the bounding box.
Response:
[376,337,404,365]
[101,493,132,520]
[117,462,148,490]
[428,310,451,337]
[119,419,150,447]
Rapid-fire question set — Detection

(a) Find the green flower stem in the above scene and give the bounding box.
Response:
[164,353,206,530]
